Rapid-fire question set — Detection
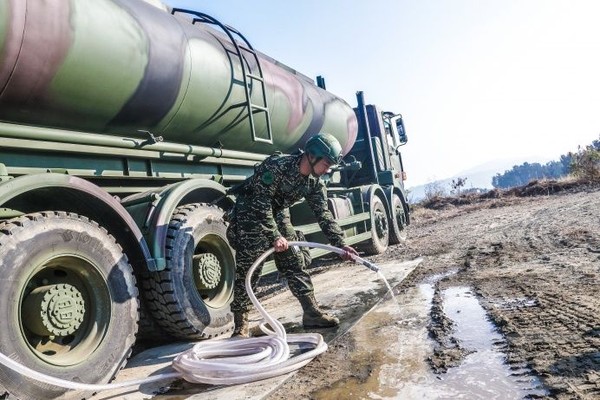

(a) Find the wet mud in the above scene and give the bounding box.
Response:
[268,185,600,399]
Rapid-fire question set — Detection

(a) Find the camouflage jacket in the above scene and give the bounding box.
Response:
[231,152,346,247]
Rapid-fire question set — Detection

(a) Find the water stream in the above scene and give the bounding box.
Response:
[377,270,402,312]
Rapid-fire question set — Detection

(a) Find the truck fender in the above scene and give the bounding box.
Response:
[0,173,154,271]
[121,178,234,271]
[356,184,390,254]
[360,184,389,215]
[360,183,391,232]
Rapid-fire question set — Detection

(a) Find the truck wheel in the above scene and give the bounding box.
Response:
[0,212,138,400]
[135,296,172,343]
[359,196,389,255]
[389,193,408,245]
[142,203,235,339]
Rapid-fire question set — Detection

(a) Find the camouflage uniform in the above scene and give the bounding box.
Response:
[226,152,346,314]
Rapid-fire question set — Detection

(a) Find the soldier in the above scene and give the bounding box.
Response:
[226,132,359,337]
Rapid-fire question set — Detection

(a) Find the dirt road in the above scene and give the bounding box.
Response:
[268,182,600,399]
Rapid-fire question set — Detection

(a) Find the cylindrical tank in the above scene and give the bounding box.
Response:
[0,0,358,155]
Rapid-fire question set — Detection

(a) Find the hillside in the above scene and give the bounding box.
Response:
[406,155,557,202]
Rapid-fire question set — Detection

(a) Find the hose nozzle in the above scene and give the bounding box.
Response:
[286,241,381,273]
[357,258,380,273]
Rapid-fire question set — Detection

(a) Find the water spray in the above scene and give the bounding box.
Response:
[0,242,384,391]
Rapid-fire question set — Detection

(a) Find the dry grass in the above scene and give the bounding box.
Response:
[416,177,600,211]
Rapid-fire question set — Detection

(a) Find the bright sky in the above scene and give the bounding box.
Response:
[166,0,600,187]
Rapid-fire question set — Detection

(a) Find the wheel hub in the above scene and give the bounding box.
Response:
[375,212,388,238]
[193,253,222,290]
[396,206,406,226]
[23,283,86,337]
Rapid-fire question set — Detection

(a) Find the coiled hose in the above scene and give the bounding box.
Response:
[0,241,380,391]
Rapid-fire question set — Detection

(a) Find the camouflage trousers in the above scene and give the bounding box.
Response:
[226,209,313,314]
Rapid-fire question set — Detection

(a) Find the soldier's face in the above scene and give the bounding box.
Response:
[312,158,335,176]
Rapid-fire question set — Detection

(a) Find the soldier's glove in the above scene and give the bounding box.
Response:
[340,245,359,262]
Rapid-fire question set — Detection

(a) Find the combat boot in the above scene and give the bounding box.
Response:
[231,311,249,338]
[298,294,339,328]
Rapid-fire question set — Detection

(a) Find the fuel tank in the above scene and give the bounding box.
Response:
[0,0,358,155]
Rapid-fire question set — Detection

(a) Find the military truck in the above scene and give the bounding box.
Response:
[0,0,409,398]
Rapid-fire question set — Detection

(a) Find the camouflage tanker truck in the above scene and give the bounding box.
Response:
[0,0,409,398]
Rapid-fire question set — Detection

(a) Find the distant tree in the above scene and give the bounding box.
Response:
[424,181,446,200]
[559,154,573,174]
[450,177,467,195]
[570,135,600,181]
[492,162,540,188]
[543,160,567,179]
[492,159,570,189]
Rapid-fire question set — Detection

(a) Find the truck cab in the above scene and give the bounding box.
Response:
[289,88,410,259]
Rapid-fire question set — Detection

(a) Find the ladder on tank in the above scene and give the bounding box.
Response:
[172,8,274,144]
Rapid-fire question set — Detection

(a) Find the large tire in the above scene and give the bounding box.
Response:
[142,203,235,339]
[0,212,138,400]
[389,193,408,245]
[135,295,172,344]
[358,196,389,255]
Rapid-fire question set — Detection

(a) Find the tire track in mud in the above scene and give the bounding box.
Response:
[459,191,600,399]
[477,284,600,399]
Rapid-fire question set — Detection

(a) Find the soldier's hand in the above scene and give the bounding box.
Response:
[340,245,359,261]
[273,237,289,252]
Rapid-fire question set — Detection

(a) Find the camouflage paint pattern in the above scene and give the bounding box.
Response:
[0,1,8,70]
[225,153,345,313]
[0,0,358,156]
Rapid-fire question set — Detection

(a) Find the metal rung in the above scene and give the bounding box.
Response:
[251,104,268,112]
[172,8,273,145]
[246,73,264,82]
[253,137,274,144]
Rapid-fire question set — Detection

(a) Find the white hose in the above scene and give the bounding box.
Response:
[0,353,181,391]
[0,241,379,391]
[172,240,378,385]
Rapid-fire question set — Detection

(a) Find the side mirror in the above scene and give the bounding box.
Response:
[395,117,408,145]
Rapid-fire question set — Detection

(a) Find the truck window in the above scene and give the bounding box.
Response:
[383,119,395,150]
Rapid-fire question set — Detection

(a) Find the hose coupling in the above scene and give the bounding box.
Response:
[359,258,380,273]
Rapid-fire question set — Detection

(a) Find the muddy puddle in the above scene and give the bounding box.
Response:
[311,277,548,399]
